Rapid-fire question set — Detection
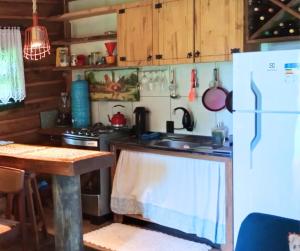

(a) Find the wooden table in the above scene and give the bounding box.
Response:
[0,143,114,251]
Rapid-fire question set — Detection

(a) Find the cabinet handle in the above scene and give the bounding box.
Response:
[155,3,162,9]
[187,52,193,58]
[231,48,240,54]
[119,56,126,61]
[194,51,200,58]
[147,55,152,61]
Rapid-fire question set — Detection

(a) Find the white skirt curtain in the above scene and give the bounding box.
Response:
[0,27,26,104]
[111,150,226,244]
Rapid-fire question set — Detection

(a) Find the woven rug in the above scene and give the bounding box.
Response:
[84,223,211,251]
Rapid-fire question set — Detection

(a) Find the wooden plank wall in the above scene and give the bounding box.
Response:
[0,0,65,144]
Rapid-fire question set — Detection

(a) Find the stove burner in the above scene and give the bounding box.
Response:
[64,123,125,138]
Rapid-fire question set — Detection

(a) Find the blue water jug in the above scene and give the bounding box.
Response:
[71,75,91,128]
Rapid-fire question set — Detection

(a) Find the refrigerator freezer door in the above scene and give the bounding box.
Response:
[233,112,300,246]
[233,50,300,112]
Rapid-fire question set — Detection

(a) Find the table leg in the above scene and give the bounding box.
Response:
[52,175,83,251]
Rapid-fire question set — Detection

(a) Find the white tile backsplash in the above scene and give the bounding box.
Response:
[90,101,100,124]
[171,97,216,136]
[87,62,233,136]
[133,97,171,132]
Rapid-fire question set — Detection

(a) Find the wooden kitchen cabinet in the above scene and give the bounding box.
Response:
[117,0,244,67]
[153,0,194,65]
[194,0,244,62]
[117,1,153,67]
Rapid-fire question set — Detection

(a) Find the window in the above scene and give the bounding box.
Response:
[0,28,26,108]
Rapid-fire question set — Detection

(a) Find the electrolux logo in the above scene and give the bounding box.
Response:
[267,62,277,71]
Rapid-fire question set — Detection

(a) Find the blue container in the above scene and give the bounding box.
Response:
[71,75,91,128]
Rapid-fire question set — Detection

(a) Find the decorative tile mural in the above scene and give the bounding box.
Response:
[85,69,139,101]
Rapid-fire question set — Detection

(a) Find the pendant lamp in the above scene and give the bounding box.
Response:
[23,0,50,61]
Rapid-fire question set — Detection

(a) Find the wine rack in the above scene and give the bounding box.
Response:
[247,0,300,43]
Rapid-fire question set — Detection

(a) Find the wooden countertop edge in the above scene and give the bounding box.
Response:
[38,128,70,137]
[110,142,232,163]
[0,153,114,176]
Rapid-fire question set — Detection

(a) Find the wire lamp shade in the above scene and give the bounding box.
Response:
[23,0,50,61]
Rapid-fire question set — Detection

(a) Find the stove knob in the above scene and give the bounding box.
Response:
[70,130,75,135]
[85,132,90,136]
[90,132,96,137]
[78,131,83,135]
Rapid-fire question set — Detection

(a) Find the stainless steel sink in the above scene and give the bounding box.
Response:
[147,138,231,157]
[151,139,212,150]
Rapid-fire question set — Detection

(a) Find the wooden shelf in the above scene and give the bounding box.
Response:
[52,64,118,71]
[52,34,117,46]
[25,96,60,105]
[26,80,64,87]
[248,35,300,44]
[0,0,60,4]
[24,66,55,72]
[47,5,120,22]
[0,15,61,22]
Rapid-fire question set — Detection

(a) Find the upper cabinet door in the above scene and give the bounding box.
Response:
[117,1,153,67]
[194,0,244,62]
[153,0,194,65]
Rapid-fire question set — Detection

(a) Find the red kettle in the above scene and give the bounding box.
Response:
[108,105,127,127]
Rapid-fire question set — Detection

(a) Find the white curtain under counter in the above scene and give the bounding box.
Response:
[111,150,227,244]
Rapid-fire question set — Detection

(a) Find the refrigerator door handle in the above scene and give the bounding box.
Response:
[250,73,262,169]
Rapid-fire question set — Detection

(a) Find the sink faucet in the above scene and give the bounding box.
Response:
[173,107,194,131]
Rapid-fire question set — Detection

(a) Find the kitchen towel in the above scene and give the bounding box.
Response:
[111,150,226,244]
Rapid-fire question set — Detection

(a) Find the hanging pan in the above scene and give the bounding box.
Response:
[225,91,233,113]
[202,68,228,111]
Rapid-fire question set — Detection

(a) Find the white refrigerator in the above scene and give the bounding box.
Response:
[233,50,300,246]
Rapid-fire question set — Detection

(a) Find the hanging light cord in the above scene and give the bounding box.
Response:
[32,0,37,14]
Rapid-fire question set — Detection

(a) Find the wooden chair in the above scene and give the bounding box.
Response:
[24,172,48,250]
[0,166,26,251]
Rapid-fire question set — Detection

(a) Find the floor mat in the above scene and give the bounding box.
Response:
[84,223,211,251]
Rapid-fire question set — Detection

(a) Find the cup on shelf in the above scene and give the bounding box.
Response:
[105,55,116,64]
[76,55,86,66]
[71,54,77,66]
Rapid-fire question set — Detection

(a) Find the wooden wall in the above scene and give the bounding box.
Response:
[0,0,66,144]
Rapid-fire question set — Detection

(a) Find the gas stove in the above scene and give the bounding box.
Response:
[64,123,116,138]
[63,123,128,149]
[62,123,128,219]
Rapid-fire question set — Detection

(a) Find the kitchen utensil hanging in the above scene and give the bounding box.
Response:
[169,68,178,99]
[225,91,233,113]
[139,69,168,91]
[188,69,197,102]
[23,0,50,61]
[202,68,228,111]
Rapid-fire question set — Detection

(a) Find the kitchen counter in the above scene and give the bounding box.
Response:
[0,143,114,251]
[38,127,69,137]
[110,134,233,251]
[38,127,70,146]
[110,134,232,158]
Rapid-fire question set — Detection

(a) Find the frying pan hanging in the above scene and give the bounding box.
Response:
[225,91,233,113]
[202,68,228,112]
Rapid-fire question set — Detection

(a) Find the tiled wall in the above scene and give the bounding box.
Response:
[69,0,233,136]
[86,62,233,136]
